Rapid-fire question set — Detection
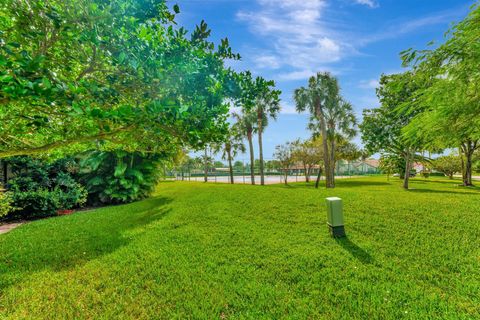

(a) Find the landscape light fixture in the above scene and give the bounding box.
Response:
[325,197,345,238]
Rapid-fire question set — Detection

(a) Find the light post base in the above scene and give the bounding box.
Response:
[328,224,345,238]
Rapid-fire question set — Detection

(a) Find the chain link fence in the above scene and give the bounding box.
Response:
[168,159,381,184]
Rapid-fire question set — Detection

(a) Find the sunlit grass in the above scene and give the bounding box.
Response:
[1,176,479,319]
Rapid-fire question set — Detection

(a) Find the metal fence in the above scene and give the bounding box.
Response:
[169,159,381,184]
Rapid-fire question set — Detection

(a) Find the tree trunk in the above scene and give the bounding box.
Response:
[204,147,208,183]
[284,171,288,185]
[258,113,265,186]
[247,129,255,185]
[315,166,322,189]
[329,138,336,188]
[319,117,332,188]
[303,163,309,183]
[461,141,477,186]
[403,152,411,190]
[227,147,234,184]
[460,146,466,184]
[465,151,473,186]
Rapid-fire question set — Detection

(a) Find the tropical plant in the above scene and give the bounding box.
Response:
[253,79,281,185]
[295,72,356,188]
[233,110,257,185]
[214,124,245,184]
[78,150,163,204]
[200,146,214,183]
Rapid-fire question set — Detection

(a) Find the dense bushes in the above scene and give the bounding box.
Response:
[0,151,167,220]
[2,157,87,220]
[78,150,164,205]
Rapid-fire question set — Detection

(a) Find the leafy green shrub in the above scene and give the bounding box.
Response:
[0,192,16,218]
[4,157,87,220]
[8,189,61,219]
[79,150,164,205]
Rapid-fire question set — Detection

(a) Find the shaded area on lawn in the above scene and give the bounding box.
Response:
[0,196,172,291]
[336,237,374,265]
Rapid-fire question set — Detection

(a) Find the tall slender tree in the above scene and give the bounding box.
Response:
[323,99,357,187]
[233,111,257,185]
[254,81,281,185]
[214,124,245,184]
[295,72,356,188]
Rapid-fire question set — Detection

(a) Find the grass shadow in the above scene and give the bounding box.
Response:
[0,196,172,290]
[335,236,374,265]
[335,180,391,188]
[407,188,479,195]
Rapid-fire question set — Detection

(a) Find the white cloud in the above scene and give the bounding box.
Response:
[354,0,378,8]
[358,79,379,89]
[254,55,281,69]
[278,70,316,81]
[237,0,353,81]
[236,1,465,82]
[280,102,299,114]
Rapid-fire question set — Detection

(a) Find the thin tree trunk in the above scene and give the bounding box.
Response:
[204,147,208,183]
[227,147,234,184]
[303,163,309,182]
[465,147,474,187]
[258,125,265,186]
[403,151,411,190]
[329,138,336,188]
[315,166,322,189]
[247,130,255,185]
[319,118,331,188]
[460,145,466,184]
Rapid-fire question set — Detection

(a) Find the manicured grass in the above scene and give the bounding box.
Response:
[1,176,479,319]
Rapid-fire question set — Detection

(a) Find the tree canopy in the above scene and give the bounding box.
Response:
[0,0,238,158]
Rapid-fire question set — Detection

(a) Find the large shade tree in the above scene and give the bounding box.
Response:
[0,0,238,159]
[360,72,425,189]
[400,4,480,186]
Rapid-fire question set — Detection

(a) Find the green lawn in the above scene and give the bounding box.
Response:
[1,177,479,319]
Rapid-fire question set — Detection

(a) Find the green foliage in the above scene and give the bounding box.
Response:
[0,192,15,218]
[379,154,406,178]
[0,0,237,158]
[400,5,480,185]
[433,155,462,179]
[294,72,357,188]
[78,150,163,204]
[4,157,87,219]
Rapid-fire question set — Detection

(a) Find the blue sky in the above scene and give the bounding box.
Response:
[178,0,473,161]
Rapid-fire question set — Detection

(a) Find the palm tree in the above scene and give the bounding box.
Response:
[214,124,245,184]
[254,82,281,185]
[294,72,338,188]
[233,111,257,185]
[324,98,357,187]
[295,72,357,188]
